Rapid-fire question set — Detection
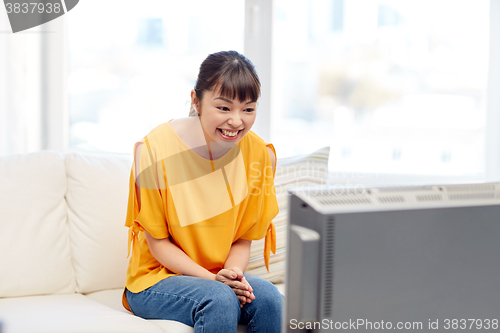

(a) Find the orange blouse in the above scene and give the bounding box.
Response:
[122,120,279,310]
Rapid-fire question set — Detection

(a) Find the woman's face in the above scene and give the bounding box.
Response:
[192,88,257,145]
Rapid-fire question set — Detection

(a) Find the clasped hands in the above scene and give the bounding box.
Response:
[216,267,255,308]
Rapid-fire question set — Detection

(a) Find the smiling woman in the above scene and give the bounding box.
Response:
[189,51,260,116]
[123,50,283,333]
[193,89,257,143]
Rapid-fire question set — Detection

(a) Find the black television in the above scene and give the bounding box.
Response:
[283,183,500,332]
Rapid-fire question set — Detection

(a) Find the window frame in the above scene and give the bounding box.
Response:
[485,0,500,182]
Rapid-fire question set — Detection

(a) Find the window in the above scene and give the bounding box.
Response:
[67,0,244,153]
[65,0,499,184]
[271,0,491,183]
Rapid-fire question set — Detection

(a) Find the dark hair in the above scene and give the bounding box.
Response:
[189,51,261,116]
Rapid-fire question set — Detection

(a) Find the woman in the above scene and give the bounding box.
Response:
[123,50,282,332]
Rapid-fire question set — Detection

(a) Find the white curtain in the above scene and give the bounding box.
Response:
[0,12,66,157]
[0,12,43,157]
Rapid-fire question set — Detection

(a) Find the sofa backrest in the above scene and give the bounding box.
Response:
[245,146,330,283]
[64,151,133,294]
[0,150,134,298]
[1,148,330,298]
[0,151,76,298]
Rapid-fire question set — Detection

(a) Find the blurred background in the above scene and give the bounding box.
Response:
[1,0,499,185]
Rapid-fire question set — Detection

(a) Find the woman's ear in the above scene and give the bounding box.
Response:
[190,89,199,113]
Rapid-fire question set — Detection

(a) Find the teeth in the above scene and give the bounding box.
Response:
[221,129,238,137]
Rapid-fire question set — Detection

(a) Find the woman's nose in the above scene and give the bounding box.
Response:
[228,112,242,128]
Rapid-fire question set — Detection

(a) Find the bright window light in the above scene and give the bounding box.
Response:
[68,0,244,153]
[271,0,489,178]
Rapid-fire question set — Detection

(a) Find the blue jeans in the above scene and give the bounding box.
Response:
[125,274,283,333]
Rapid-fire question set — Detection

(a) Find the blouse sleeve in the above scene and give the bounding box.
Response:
[125,140,169,276]
[240,143,279,272]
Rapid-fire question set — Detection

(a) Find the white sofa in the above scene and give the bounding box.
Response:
[0,147,329,333]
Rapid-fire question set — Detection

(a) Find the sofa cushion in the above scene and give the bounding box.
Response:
[245,146,330,283]
[85,289,195,333]
[65,151,133,294]
[0,151,75,297]
[0,293,163,333]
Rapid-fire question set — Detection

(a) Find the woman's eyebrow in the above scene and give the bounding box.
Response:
[214,97,233,104]
[214,97,257,104]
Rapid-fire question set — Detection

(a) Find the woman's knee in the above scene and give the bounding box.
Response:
[188,282,241,331]
[199,282,240,315]
[245,275,283,309]
[260,287,283,314]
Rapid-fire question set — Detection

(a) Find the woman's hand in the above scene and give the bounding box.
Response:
[216,267,255,307]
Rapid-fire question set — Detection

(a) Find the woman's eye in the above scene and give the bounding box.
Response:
[217,106,230,111]
[244,108,255,113]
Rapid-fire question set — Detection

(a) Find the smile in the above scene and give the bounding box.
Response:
[218,128,242,139]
